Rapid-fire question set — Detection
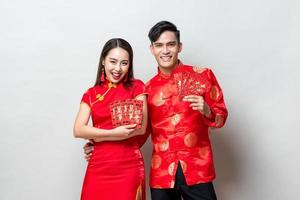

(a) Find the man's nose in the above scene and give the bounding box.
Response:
[162,45,170,54]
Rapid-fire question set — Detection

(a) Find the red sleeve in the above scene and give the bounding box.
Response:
[80,89,92,107]
[203,69,228,128]
[132,79,146,98]
[136,118,151,148]
[133,79,149,147]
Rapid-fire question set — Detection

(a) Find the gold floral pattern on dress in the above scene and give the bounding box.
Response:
[193,157,206,166]
[209,85,219,101]
[168,162,176,175]
[193,66,207,74]
[153,91,165,106]
[184,132,198,147]
[171,114,180,126]
[135,184,143,200]
[198,171,205,177]
[179,160,187,173]
[151,155,162,169]
[157,170,169,177]
[153,185,162,189]
[198,147,209,158]
[215,114,224,127]
[170,181,175,188]
[158,140,169,152]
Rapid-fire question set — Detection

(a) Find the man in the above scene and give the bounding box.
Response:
[84,21,228,200]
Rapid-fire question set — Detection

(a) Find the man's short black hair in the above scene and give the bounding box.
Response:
[148,21,180,43]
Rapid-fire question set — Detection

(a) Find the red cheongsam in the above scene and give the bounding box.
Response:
[80,79,146,200]
[146,63,228,188]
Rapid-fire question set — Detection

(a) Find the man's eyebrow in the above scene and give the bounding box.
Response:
[153,41,177,45]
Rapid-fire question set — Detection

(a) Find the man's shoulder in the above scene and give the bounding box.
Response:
[130,78,145,86]
[145,74,160,88]
[179,64,211,74]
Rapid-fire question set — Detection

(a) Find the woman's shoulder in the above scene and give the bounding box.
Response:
[83,85,101,95]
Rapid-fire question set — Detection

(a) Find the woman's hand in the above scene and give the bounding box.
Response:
[112,124,137,136]
[112,124,137,139]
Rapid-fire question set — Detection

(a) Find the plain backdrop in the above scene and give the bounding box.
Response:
[1,0,299,199]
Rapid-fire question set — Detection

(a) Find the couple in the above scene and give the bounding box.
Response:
[73,21,228,200]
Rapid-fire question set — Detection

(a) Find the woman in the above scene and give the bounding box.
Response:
[73,38,147,200]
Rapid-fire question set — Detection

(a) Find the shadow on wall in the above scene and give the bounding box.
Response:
[141,139,152,198]
[210,109,243,200]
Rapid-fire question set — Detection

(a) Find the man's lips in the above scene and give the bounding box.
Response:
[160,55,172,62]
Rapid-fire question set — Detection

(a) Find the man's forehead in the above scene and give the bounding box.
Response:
[154,31,178,43]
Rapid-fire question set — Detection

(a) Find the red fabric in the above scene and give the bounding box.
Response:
[80,79,146,200]
[146,64,228,188]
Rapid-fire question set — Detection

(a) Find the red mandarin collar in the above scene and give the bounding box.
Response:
[157,60,184,79]
[99,79,119,89]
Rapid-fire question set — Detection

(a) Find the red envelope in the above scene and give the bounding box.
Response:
[173,70,206,99]
[110,99,144,128]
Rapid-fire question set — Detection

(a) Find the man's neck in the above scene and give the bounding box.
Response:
[158,66,176,75]
[158,60,181,75]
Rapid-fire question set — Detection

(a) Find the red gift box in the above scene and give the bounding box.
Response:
[110,99,144,128]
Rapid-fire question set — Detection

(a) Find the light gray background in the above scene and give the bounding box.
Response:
[1,0,299,199]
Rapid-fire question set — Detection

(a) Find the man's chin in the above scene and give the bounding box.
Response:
[159,64,176,70]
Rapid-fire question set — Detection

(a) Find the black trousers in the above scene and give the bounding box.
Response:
[150,163,217,200]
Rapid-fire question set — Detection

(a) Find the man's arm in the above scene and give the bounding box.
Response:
[183,69,228,128]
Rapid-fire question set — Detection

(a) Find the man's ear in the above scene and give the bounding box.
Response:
[178,42,183,53]
[149,44,154,55]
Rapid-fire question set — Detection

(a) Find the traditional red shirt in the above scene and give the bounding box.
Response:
[146,63,228,188]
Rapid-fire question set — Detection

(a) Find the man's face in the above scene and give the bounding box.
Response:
[150,31,182,74]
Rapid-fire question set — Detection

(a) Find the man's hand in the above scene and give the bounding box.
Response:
[83,141,94,161]
[182,95,211,118]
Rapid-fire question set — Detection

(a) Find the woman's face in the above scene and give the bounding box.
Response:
[102,47,130,83]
